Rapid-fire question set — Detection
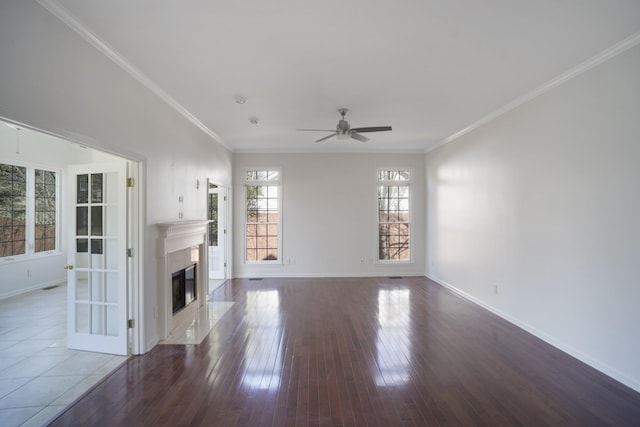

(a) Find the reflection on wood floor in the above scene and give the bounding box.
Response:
[51,277,640,426]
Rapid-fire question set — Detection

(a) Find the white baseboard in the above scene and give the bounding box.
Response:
[426,273,640,394]
[0,279,65,301]
[232,272,426,279]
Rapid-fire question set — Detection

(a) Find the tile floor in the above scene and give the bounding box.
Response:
[0,284,127,427]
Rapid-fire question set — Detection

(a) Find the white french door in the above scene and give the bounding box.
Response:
[66,162,128,355]
[208,185,226,280]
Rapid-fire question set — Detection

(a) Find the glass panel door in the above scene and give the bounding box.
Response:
[67,163,128,355]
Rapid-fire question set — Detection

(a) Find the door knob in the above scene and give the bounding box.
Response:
[63,264,74,270]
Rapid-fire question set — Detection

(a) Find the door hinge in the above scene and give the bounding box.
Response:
[127,248,135,258]
[127,177,135,187]
[224,229,227,234]
[224,196,227,201]
[128,319,135,329]
[224,262,227,267]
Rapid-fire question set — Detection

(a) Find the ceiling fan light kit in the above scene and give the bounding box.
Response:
[297,108,392,143]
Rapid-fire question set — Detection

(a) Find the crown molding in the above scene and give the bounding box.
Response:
[36,0,231,151]
[428,31,640,153]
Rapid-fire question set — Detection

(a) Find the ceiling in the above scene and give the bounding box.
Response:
[44,0,640,153]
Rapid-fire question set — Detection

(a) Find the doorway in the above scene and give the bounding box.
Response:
[0,120,142,423]
[207,181,228,293]
[0,120,142,357]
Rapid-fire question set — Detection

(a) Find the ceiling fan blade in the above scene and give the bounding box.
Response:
[315,133,337,143]
[296,129,335,132]
[350,126,392,133]
[350,132,369,142]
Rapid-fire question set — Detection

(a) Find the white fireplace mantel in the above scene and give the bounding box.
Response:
[156,220,209,340]
[157,220,210,255]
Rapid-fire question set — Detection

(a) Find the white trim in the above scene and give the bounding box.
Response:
[0,279,65,301]
[0,250,63,265]
[234,147,426,155]
[36,0,230,152]
[426,273,640,394]
[431,31,640,152]
[234,272,426,279]
[0,116,146,162]
[127,160,145,355]
[243,167,283,265]
[376,168,412,263]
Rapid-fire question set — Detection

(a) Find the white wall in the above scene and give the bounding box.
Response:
[425,43,640,391]
[0,124,85,298]
[0,1,232,351]
[234,153,425,278]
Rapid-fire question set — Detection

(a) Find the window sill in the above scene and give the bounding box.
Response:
[244,261,284,266]
[0,251,63,265]
[376,259,413,265]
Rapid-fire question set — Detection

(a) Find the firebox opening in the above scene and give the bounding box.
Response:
[172,264,197,315]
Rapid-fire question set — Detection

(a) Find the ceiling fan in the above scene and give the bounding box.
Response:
[297,108,392,142]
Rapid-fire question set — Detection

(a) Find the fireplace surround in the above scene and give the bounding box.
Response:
[157,221,209,340]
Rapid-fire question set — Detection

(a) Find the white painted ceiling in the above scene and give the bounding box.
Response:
[48,0,640,153]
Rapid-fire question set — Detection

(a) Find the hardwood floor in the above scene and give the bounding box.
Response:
[49,277,640,426]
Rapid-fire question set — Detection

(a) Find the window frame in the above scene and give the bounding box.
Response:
[376,168,412,263]
[0,160,61,263]
[243,167,282,265]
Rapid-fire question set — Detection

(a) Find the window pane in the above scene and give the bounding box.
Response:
[77,238,89,253]
[91,173,103,203]
[77,174,88,204]
[77,207,88,236]
[91,206,103,236]
[378,170,410,181]
[0,164,27,256]
[246,169,279,182]
[35,169,56,253]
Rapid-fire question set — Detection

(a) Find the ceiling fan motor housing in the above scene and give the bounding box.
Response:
[337,119,350,135]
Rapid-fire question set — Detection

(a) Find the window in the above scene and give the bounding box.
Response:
[377,169,410,261]
[0,162,58,258]
[208,184,219,247]
[34,169,57,252]
[245,169,280,262]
